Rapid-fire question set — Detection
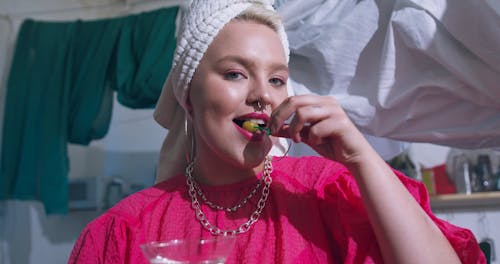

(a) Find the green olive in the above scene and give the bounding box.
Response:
[242,120,259,133]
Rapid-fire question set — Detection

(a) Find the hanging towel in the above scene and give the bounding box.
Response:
[113,9,178,109]
[0,6,178,214]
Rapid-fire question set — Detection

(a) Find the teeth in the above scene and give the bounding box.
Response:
[247,118,265,125]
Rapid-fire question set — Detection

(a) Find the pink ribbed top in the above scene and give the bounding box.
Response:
[69,156,485,263]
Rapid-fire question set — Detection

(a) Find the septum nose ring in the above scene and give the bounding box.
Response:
[256,100,265,111]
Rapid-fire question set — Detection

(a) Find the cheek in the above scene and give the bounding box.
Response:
[279,88,289,102]
[190,86,244,148]
[190,84,245,125]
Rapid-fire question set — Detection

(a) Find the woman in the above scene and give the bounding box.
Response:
[69,0,485,263]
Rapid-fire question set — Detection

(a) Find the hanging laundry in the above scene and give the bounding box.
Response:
[277,0,500,150]
[0,6,178,214]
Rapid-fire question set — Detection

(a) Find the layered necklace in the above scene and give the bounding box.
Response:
[186,156,273,236]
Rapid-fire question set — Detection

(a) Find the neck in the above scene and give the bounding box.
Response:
[193,151,265,186]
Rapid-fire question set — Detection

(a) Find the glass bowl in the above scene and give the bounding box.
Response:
[140,236,236,264]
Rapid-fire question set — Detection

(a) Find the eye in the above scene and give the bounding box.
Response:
[224,71,245,80]
[269,77,286,87]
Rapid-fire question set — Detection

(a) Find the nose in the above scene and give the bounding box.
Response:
[246,78,273,110]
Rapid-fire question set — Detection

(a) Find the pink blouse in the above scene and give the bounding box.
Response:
[69,156,485,263]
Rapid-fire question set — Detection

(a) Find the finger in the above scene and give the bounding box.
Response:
[270,95,323,134]
[272,124,291,138]
[301,118,333,146]
[302,114,359,149]
[287,104,335,142]
[272,124,313,142]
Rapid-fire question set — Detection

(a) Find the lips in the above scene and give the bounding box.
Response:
[233,113,269,131]
[233,113,270,141]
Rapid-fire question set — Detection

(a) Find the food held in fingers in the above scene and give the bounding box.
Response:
[242,120,271,135]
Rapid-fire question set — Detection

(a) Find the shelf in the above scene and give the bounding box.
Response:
[430,192,500,210]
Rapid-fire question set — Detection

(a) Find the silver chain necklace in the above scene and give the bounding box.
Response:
[192,177,262,212]
[186,156,273,236]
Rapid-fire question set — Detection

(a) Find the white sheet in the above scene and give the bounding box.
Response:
[278,0,500,151]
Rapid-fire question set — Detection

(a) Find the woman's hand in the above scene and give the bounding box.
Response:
[270,95,462,264]
[269,94,372,165]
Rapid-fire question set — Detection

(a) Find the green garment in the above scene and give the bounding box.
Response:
[0,7,178,214]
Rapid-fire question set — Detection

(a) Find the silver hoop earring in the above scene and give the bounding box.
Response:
[184,116,188,138]
[184,116,196,163]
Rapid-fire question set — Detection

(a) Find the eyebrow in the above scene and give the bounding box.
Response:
[216,55,289,72]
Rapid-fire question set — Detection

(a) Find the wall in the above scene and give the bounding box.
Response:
[0,201,99,264]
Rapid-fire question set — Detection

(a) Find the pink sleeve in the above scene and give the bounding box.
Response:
[68,222,102,264]
[68,215,144,264]
[68,227,100,264]
[317,166,486,263]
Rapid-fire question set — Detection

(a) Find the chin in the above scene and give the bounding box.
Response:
[199,128,272,168]
[241,143,272,166]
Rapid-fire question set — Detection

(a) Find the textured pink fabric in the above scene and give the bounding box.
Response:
[68,156,485,263]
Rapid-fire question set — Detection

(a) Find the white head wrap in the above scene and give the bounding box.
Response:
[154,0,291,182]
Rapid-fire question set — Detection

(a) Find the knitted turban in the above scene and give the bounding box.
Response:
[153,0,291,181]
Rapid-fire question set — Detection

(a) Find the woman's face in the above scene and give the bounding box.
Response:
[188,20,289,169]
